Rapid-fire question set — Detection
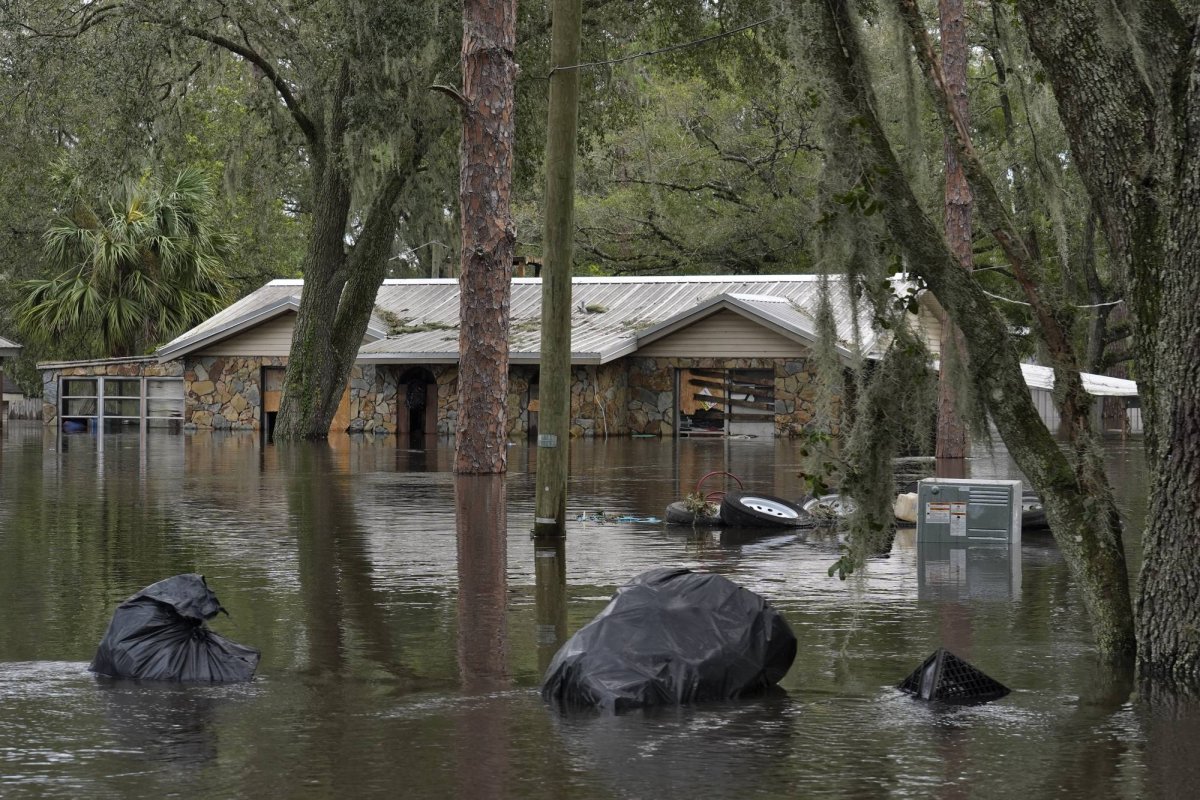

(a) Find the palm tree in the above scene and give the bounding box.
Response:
[18,167,234,358]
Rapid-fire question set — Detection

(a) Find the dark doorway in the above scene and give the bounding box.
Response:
[526,370,540,437]
[262,367,286,444]
[398,367,438,442]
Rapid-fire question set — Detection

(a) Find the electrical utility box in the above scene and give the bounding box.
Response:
[916,478,1022,545]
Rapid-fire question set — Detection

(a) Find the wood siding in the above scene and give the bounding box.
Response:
[196,314,297,357]
[638,310,807,358]
[914,303,943,357]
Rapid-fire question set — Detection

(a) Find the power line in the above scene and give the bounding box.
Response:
[981,289,1123,310]
[549,14,784,76]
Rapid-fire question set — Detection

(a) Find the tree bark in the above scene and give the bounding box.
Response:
[800,0,1136,659]
[1013,0,1200,681]
[533,0,583,536]
[934,0,970,463]
[274,135,420,439]
[455,0,518,474]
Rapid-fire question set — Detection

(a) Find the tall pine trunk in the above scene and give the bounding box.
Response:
[934,0,970,463]
[455,0,518,474]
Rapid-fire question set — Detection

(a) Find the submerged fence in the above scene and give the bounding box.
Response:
[5,397,42,420]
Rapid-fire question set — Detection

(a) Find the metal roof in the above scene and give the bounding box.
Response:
[1020,363,1139,397]
[174,275,878,365]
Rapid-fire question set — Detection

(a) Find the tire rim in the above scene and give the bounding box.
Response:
[740,495,800,519]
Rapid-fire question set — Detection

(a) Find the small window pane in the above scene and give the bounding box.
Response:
[104,398,141,417]
[147,379,183,400]
[146,380,183,419]
[147,399,183,419]
[62,378,97,397]
[64,398,98,416]
[105,379,141,397]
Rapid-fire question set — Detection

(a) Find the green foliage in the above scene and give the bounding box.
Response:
[16,167,234,359]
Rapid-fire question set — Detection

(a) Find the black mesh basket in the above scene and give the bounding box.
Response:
[898,648,1010,704]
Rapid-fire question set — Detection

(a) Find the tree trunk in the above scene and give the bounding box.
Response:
[1013,0,1200,681]
[274,156,354,439]
[800,0,1135,659]
[455,0,518,474]
[934,0,970,463]
[274,142,417,441]
[534,0,583,536]
[1137,35,1200,680]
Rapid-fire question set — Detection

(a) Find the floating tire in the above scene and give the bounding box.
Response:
[665,500,723,527]
[720,491,807,529]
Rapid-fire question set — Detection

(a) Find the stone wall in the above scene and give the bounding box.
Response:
[184,356,285,430]
[58,353,834,438]
[625,356,825,437]
[569,364,629,438]
[348,364,397,434]
[41,358,184,427]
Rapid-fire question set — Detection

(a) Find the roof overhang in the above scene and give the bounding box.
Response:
[0,336,21,358]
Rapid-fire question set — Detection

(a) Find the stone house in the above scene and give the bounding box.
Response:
[40,275,882,438]
[37,273,1137,438]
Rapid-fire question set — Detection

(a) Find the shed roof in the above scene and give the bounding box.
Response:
[160,275,880,365]
[1020,363,1139,397]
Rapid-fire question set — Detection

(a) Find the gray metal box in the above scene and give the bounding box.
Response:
[916,478,1022,545]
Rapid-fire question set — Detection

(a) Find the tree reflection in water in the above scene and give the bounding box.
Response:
[454,474,511,798]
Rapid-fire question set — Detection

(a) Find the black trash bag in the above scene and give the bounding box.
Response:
[541,567,796,712]
[897,648,1009,704]
[90,574,260,682]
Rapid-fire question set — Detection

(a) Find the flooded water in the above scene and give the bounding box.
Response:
[0,421,1196,798]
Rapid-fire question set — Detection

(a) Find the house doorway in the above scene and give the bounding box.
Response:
[262,367,286,442]
[398,367,438,440]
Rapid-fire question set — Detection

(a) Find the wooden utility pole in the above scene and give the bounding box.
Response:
[454,0,519,474]
[935,0,971,465]
[533,0,583,536]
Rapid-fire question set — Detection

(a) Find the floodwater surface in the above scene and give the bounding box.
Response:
[0,422,1196,799]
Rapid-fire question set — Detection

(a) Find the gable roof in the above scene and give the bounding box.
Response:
[0,335,21,358]
[156,281,389,361]
[175,274,879,366]
[635,291,872,361]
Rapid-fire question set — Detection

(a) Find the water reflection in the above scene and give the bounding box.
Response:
[534,538,568,675]
[555,697,794,797]
[97,681,221,766]
[4,425,1196,799]
[281,442,416,686]
[917,541,1022,602]
[454,475,510,691]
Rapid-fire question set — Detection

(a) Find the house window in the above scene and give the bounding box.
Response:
[61,378,99,431]
[677,368,775,438]
[58,375,184,432]
[103,379,142,419]
[146,379,184,431]
[146,379,184,420]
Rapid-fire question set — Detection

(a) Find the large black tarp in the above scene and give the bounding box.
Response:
[541,568,796,712]
[91,574,260,682]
